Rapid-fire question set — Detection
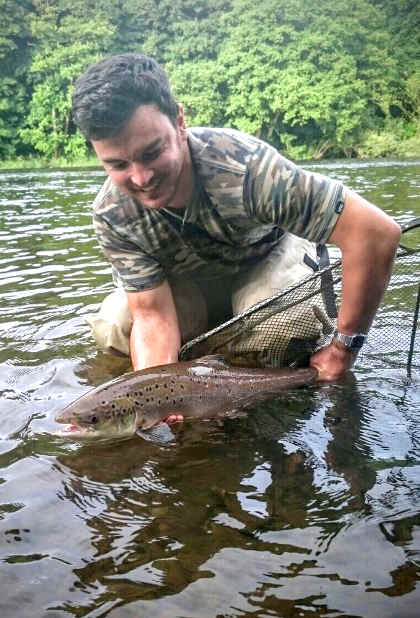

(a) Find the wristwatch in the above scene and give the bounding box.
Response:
[333,330,367,350]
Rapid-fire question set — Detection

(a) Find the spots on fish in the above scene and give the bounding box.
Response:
[124,380,188,410]
[188,373,235,403]
[111,407,134,417]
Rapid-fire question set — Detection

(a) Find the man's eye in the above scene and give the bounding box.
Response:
[143,149,161,162]
[111,162,128,171]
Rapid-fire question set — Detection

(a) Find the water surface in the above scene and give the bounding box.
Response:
[0,160,419,617]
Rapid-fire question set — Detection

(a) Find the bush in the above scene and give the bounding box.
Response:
[357,131,401,158]
[399,134,420,158]
[357,119,420,158]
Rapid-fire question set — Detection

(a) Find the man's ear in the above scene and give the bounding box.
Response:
[176,104,187,132]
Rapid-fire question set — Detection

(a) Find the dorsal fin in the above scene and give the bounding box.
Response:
[191,354,229,369]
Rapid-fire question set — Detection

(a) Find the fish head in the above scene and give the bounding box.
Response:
[55,391,138,439]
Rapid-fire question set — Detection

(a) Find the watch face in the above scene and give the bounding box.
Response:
[352,335,365,349]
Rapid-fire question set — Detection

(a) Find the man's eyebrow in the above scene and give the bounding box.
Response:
[102,138,163,164]
[142,138,163,153]
[102,156,125,164]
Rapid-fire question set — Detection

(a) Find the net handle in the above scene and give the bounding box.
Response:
[401,217,420,235]
[407,282,420,380]
[399,217,420,254]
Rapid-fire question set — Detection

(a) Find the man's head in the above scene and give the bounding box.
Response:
[72,54,193,210]
[72,53,179,140]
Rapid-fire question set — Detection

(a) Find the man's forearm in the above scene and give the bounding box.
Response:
[332,190,401,336]
[126,280,182,371]
[337,235,398,336]
[130,315,181,371]
[311,190,401,380]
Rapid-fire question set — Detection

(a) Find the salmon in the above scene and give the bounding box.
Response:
[55,355,317,438]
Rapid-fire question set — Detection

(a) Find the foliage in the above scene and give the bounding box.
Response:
[213,0,400,158]
[404,71,420,122]
[1,0,419,161]
[0,0,33,158]
[19,2,115,158]
[169,60,226,127]
[357,118,420,159]
[0,154,100,170]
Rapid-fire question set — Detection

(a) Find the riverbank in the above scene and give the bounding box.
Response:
[0,155,100,171]
[1,131,419,170]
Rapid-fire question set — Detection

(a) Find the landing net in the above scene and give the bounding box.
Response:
[180,218,420,376]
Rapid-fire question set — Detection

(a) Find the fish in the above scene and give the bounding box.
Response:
[55,355,317,439]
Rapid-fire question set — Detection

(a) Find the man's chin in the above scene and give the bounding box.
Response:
[133,190,168,210]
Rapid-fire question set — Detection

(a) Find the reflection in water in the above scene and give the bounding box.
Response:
[0,163,419,616]
[45,375,419,616]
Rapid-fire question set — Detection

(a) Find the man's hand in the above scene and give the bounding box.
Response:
[310,340,357,381]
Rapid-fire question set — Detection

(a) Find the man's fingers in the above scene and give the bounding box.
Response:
[164,413,184,424]
[309,343,354,382]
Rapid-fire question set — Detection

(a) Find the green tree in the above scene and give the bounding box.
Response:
[165,0,230,127]
[0,0,33,158]
[405,72,420,122]
[2,0,419,162]
[213,0,399,158]
[20,1,114,159]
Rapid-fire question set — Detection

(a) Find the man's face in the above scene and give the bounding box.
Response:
[91,104,191,210]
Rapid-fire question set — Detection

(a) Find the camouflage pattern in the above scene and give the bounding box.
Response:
[93,128,346,292]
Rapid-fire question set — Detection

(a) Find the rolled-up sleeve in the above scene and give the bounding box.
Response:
[245,143,347,244]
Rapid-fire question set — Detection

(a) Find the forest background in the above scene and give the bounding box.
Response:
[1,0,419,167]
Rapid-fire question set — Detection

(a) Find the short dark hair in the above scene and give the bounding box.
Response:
[72,53,179,140]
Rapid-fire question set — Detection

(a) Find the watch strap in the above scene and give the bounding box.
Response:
[333,330,367,350]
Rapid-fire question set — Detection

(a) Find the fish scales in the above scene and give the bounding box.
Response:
[55,355,317,438]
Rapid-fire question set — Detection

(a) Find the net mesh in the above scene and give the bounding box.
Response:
[180,218,420,375]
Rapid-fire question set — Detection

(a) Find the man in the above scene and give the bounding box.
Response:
[72,53,401,381]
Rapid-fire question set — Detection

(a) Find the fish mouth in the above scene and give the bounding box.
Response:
[55,420,135,440]
[55,423,97,438]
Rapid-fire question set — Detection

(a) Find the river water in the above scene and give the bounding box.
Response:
[0,160,419,617]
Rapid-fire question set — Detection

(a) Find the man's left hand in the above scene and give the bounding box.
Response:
[310,341,357,381]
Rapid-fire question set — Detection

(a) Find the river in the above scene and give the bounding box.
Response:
[0,159,419,617]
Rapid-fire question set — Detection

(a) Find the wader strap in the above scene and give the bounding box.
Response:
[317,244,338,319]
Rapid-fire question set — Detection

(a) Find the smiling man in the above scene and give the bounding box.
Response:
[92,104,193,211]
[72,53,401,381]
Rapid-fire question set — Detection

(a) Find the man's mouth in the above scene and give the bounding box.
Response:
[138,178,162,196]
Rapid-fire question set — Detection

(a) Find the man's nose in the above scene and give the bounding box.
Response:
[129,162,153,187]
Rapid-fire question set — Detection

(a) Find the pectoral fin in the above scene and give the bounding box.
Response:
[136,422,176,444]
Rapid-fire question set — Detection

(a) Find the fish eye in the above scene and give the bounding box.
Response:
[89,415,98,424]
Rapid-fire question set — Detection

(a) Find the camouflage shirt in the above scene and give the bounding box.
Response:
[93,128,346,292]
